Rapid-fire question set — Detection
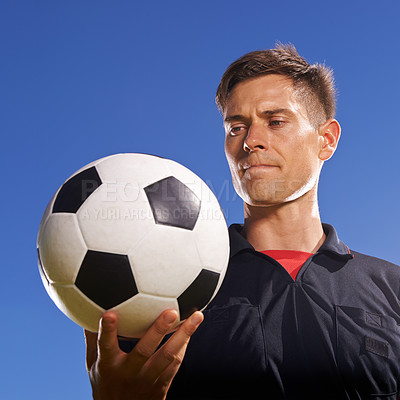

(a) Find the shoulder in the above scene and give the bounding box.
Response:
[350,250,400,270]
[349,250,400,283]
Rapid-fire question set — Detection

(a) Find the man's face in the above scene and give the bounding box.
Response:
[224,74,324,207]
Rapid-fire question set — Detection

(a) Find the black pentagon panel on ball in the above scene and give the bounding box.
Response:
[177,269,220,320]
[144,176,201,230]
[75,250,138,309]
[53,166,102,213]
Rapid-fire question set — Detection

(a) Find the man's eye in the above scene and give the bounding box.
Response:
[269,120,284,127]
[230,126,246,134]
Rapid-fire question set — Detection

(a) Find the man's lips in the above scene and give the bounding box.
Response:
[239,161,280,179]
[241,163,279,171]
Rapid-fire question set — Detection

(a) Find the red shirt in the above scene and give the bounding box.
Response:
[260,250,313,281]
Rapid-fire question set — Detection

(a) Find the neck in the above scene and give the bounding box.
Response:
[242,188,325,253]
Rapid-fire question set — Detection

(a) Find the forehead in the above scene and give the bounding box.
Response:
[224,74,307,119]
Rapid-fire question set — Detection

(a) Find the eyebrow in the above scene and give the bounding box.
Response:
[224,108,296,123]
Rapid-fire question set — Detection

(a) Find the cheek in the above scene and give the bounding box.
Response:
[294,130,320,161]
[224,138,231,160]
[286,137,321,179]
[224,139,242,171]
[224,140,247,197]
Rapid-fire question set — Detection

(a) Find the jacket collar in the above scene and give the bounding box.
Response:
[228,223,353,260]
[318,223,353,259]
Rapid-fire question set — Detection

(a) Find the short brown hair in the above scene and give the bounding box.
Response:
[215,43,336,128]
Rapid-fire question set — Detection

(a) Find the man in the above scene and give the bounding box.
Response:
[84,44,400,399]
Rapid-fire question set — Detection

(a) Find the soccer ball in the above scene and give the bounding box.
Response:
[37,153,229,338]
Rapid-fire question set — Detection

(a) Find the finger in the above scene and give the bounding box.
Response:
[143,311,203,383]
[126,309,178,373]
[84,329,98,371]
[97,311,121,365]
[153,352,184,395]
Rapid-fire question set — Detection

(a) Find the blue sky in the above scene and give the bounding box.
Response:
[1,1,400,398]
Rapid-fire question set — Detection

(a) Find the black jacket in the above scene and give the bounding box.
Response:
[166,224,400,400]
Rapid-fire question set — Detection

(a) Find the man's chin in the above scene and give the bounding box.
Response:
[241,193,287,208]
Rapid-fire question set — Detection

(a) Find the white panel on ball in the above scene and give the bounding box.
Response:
[37,193,57,243]
[193,189,230,274]
[114,293,180,338]
[77,183,155,254]
[128,226,203,297]
[49,283,104,333]
[38,213,87,283]
[96,153,173,189]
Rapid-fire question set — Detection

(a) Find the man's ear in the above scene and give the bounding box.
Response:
[318,119,341,161]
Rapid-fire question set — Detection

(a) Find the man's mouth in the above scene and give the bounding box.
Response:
[241,162,279,172]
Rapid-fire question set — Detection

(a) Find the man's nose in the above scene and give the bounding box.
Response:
[243,123,269,152]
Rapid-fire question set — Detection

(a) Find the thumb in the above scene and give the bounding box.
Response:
[97,311,121,365]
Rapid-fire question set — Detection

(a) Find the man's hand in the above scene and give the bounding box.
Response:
[84,309,203,400]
